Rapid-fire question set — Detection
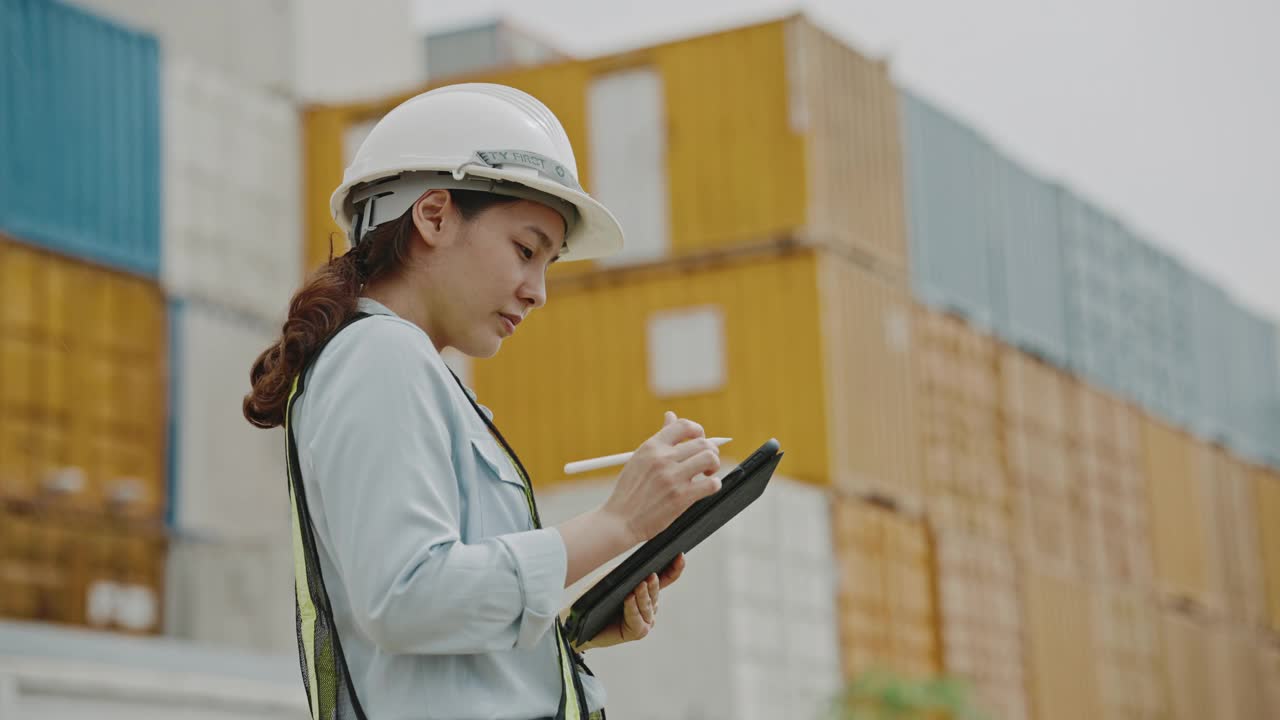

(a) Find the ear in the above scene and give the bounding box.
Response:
[410,189,453,249]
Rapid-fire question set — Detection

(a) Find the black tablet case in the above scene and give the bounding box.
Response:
[563,438,783,647]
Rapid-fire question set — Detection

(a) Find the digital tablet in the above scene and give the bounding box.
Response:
[562,438,783,647]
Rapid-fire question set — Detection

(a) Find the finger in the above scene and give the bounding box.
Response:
[684,472,723,503]
[648,574,660,615]
[674,446,721,480]
[656,417,705,446]
[663,410,676,427]
[637,580,654,624]
[659,553,685,588]
[670,437,720,464]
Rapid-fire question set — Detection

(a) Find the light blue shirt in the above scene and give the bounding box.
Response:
[292,298,606,719]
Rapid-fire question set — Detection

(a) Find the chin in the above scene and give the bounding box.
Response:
[462,337,502,359]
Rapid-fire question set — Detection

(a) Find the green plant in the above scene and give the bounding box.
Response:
[822,668,992,720]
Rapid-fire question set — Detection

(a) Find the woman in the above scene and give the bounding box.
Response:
[243,83,724,720]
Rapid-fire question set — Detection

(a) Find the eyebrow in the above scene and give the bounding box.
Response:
[525,224,568,262]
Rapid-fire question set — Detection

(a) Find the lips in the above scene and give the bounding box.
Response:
[498,313,521,334]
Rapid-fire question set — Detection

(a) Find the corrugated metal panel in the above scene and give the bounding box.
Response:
[1254,468,1280,633]
[1091,587,1167,720]
[797,18,909,276]
[818,258,920,505]
[169,300,285,539]
[932,529,1027,720]
[900,92,999,330]
[1202,451,1265,627]
[162,57,301,323]
[1130,243,1198,426]
[999,350,1085,577]
[1226,306,1280,462]
[1,0,160,276]
[1058,188,1140,400]
[536,473,839,720]
[1187,272,1233,442]
[65,0,293,93]
[989,156,1068,366]
[1143,418,1213,606]
[473,249,829,488]
[0,237,167,515]
[1261,640,1280,717]
[914,308,1008,541]
[1158,612,1227,720]
[653,19,807,254]
[1022,572,1102,720]
[832,497,939,679]
[1211,627,1269,720]
[1072,382,1152,586]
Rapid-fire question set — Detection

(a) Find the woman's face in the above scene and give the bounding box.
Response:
[418,194,566,358]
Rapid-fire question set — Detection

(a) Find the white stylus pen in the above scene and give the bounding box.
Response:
[563,437,733,475]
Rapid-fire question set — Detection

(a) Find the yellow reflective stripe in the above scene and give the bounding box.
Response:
[285,377,321,720]
[556,624,582,720]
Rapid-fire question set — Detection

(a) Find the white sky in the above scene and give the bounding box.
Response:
[414,0,1280,321]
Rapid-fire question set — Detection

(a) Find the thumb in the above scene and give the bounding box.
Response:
[663,410,676,427]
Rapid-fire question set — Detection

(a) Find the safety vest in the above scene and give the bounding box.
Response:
[284,312,602,720]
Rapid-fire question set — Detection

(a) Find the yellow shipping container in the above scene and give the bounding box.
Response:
[1091,586,1167,720]
[1200,449,1266,627]
[914,308,1007,542]
[1255,467,1280,633]
[1072,383,1151,587]
[1158,611,1232,720]
[473,247,829,487]
[832,497,939,679]
[0,236,167,517]
[1022,572,1102,720]
[1143,418,1214,607]
[999,349,1087,577]
[303,15,908,279]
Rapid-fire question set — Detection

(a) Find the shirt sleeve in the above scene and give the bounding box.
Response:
[300,317,568,655]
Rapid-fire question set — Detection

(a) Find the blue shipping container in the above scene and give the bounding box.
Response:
[988,155,1068,366]
[1188,272,1234,442]
[1,0,161,276]
[1128,239,1197,427]
[901,91,1000,331]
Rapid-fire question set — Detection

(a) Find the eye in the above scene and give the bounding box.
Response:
[515,242,535,261]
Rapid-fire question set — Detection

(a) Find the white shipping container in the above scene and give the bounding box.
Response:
[164,57,302,325]
[167,300,294,654]
[0,621,305,720]
[537,465,841,720]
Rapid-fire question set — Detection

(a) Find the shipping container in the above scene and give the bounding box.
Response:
[536,470,841,720]
[162,57,302,324]
[1,0,160,276]
[472,247,830,489]
[0,505,165,633]
[914,308,1008,542]
[932,528,1027,720]
[1129,242,1197,427]
[818,258,921,506]
[1022,572,1102,720]
[1200,449,1266,627]
[1225,304,1280,463]
[0,620,305,719]
[304,15,908,279]
[989,156,1069,367]
[1143,418,1215,607]
[1261,640,1280,717]
[1209,627,1269,720]
[1058,187,1140,401]
[899,92,1000,331]
[1158,611,1231,720]
[832,497,939,679]
[1091,586,1167,720]
[999,349,1086,577]
[0,237,168,516]
[1071,382,1152,586]
[63,0,293,93]
[1187,274,1234,444]
[425,19,566,83]
[1254,467,1280,633]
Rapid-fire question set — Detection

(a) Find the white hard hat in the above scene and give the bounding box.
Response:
[331,83,624,262]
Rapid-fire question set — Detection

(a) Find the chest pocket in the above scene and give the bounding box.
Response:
[469,435,536,536]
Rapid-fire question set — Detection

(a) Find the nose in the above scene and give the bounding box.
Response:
[519,268,547,310]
